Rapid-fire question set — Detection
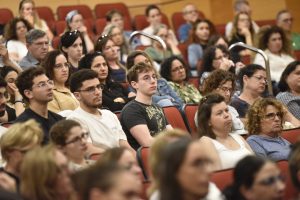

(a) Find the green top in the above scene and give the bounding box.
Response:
[292,32,300,50]
[168,81,202,104]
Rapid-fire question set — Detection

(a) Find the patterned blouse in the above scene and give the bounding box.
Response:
[168,81,202,104]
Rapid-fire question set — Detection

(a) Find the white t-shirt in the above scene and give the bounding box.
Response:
[6,40,28,62]
[67,107,127,149]
[141,26,154,46]
[253,49,295,82]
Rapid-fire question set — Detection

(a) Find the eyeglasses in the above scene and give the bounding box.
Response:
[252,76,267,83]
[77,84,104,93]
[0,91,9,99]
[283,18,293,23]
[32,41,50,47]
[32,80,54,89]
[184,10,198,15]
[264,112,283,120]
[171,65,185,73]
[54,62,71,70]
[65,132,89,145]
[257,174,285,186]
[218,86,233,94]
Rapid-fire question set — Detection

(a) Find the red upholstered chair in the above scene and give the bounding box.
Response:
[55,20,67,36]
[35,6,55,32]
[256,19,276,27]
[95,3,131,21]
[162,106,189,132]
[57,5,93,21]
[182,104,198,137]
[187,76,200,89]
[215,23,226,36]
[211,168,234,191]
[52,36,61,49]
[136,146,150,180]
[177,43,189,64]
[241,54,251,65]
[294,50,300,61]
[133,13,170,31]
[281,127,300,144]
[0,8,14,25]
[277,160,298,200]
[95,18,107,35]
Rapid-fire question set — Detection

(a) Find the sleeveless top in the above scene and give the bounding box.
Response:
[211,134,252,169]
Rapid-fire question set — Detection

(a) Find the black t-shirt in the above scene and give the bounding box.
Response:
[0,189,22,200]
[14,108,64,144]
[6,106,16,122]
[120,100,168,150]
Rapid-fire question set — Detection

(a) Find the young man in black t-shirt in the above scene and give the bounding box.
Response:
[15,67,63,144]
[120,62,172,150]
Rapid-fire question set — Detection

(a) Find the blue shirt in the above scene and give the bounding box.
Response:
[178,23,192,43]
[247,135,291,161]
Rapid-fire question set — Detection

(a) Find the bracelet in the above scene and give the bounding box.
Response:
[14,100,23,104]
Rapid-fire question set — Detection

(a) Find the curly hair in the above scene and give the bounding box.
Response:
[202,69,235,95]
[257,25,292,55]
[4,17,32,41]
[160,55,189,82]
[246,98,284,135]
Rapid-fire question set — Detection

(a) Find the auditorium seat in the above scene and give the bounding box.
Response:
[162,106,189,132]
[281,127,300,144]
[136,146,150,180]
[0,8,14,25]
[256,19,276,27]
[57,5,93,21]
[36,6,55,32]
[211,168,234,191]
[95,2,131,21]
[182,104,198,137]
[215,23,226,36]
[294,50,300,61]
[133,13,170,31]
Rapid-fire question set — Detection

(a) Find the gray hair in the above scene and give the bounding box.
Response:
[65,10,79,24]
[25,29,47,44]
[234,0,249,11]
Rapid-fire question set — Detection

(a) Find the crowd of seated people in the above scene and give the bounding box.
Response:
[0,0,300,199]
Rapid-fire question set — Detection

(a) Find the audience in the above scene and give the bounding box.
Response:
[95,35,126,83]
[225,0,259,38]
[198,93,253,170]
[277,61,300,120]
[145,24,181,65]
[160,56,202,104]
[50,119,95,171]
[207,34,229,48]
[4,17,32,63]
[276,9,300,50]
[79,52,132,111]
[42,50,79,113]
[254,26,295,82]
[126,50,183,108]
[0,44,23,73]
[178,3,200,43]
[0,66,25,117]
[158,136,215,200]
[223,155,285,200]
[201,69,247,135]
[120,62,171,150]
[65,10,94,53]
[102,24,130,64]
[289,142,300,197]
[0,120,42,192]
[20,145,75,200]
[60,30,84,73]
[188,19,216,74]
[246,98,292,161]
[15,67,63,144]
[67,69,134,152]
[18,0,54,42]
[19,29,49,70]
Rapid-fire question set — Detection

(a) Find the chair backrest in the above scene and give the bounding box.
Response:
[55,19,94,37]
[182,104,198,137]
[162,106,189,132]
[57,5,93,21]
[95,3,131,21]
[133,13,170,31]
[281,127,300,144]
[211,168,234,191]
[95,18,107,35]
[294,50,300,61]
[0,8,14,25]
[136,146,150,180]
[277,160,298,200]
[52,36,61,49]
[35,6,55,32]
[215,23,226,36]
[177,43,189,64]
[256,19,276,27]
[187,76,200,89]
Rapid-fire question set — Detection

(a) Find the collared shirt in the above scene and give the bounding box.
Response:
[19,52,39,70]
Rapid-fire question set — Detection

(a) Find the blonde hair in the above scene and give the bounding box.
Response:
[149,129,189,194]
[0,119,43,161]
[19,0,43,28]
[21,145,70,200]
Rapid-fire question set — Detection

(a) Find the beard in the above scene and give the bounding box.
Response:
[0,104,6,117]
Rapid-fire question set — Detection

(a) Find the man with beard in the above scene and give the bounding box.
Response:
[19,29,49,70]
[0,76,16,123]
[15,67,63,144]
[68,69,134,153]
[120,62,172,150]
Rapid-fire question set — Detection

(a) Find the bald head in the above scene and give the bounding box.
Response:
[182,4,199,23]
